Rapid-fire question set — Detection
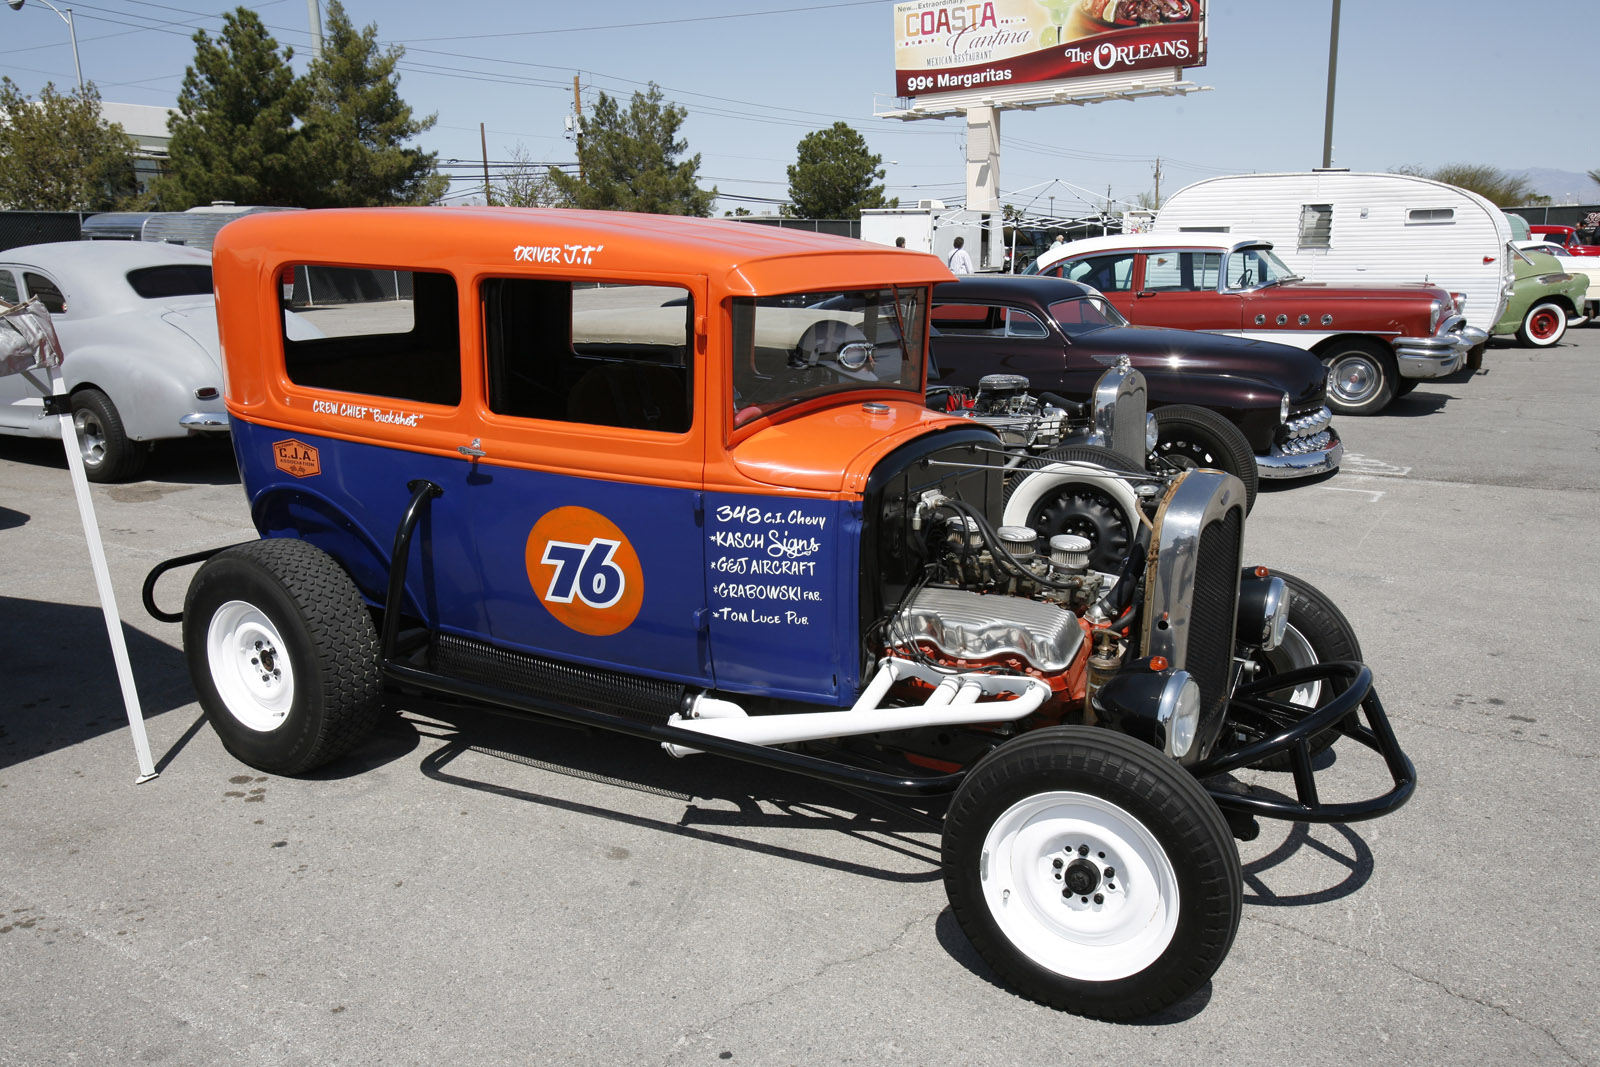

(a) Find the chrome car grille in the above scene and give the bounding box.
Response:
[1279,430,1334,456]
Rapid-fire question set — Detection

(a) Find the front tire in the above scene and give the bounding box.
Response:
[1321,340,1397,415]
[1150,404,1258,514]
[943,727,1242,1020]
[184,538,382,774]
[70,387,146,483]
[1234,571,1362,771]
[1517,301,1567,347]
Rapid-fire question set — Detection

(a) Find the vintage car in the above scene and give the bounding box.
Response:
[151,208,1412,1020]
[0,241,229,481]
[927,275,1342,489]
[1515,240,1599,322]
[1491,246,1590,348]
[1527,225,1600,256]
[1027,234,1486,415]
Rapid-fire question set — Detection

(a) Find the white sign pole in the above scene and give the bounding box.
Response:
[44,367,159,783]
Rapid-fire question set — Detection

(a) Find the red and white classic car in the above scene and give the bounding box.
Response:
[1029,234,1487,415]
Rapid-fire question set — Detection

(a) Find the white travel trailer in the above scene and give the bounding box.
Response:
[860,202,994,271]
[1152,171,1513,347]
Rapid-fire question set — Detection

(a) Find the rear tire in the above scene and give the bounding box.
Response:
[1321,340,1397,415]
[1517,301,1566,347]
[1150,405,1258,514]
[943,727,1242,1020]
[71,387,146,483]
[184,538,382,774]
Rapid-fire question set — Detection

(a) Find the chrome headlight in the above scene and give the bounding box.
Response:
[1429,298,1444,333]
[1159,671,1201,758]
[1279,393,1291,424]
[1237,572,1289,651]
[1144,412,1159,453]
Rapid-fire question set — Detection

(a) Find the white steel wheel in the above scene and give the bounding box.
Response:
[980,790,1179,982]
[205,600,298,732]
[1259,622,1320,708]
[943,727,1241,1020]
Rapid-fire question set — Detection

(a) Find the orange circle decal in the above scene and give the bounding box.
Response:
[525,507,644,636]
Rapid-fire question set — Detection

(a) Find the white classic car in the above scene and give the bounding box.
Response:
[0,241,228,481]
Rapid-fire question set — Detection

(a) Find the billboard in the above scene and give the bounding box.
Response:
[894,0,1206,98]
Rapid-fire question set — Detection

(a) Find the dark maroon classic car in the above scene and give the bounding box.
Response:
[928,275,1342,481]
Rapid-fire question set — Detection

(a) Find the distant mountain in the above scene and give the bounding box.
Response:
[1518,167,1598,205]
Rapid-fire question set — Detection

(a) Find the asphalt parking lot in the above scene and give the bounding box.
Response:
[2,330,1596,1067]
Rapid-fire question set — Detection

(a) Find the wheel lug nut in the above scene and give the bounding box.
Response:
[1093,893,1104,905]
[1052,858,1063,869]
[1104,866,1115,878]
[1077,844,1089,856]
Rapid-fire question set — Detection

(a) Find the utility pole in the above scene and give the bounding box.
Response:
[1322,0,1341,169]
[305,0,322,59]
[572,75,584,184]
[1153,157,1162,209]
[481,122,492,206]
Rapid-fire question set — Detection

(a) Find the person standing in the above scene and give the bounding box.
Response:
[947,236,973,274]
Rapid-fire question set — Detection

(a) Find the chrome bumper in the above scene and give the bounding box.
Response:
[1258,421,1343,480]
[1392,323,1487,379]
[179,412,230,432]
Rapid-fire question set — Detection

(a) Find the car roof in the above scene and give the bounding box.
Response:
[0,240,213,274]
[933,274,1096,302]
[1032,232,1271,274]
[212,207,953,297]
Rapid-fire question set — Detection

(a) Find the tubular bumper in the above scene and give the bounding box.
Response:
[1192,661,1416,823]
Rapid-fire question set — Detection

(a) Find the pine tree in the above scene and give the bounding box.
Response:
[299,1,447,207]
[547,84,715,216]
[0,78,141,211]
[786,123,888,220]
[155,7,305,209]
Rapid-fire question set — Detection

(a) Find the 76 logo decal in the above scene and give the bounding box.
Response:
[540,538,625,608]
[526,508,644,636]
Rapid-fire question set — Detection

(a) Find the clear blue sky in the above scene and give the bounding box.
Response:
[4,0,1593,216]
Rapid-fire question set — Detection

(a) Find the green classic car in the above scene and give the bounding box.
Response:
[1492,245,1589,347]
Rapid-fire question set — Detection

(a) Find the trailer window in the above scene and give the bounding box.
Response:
[1297,204,1333,248]
[1407,208,1455,224]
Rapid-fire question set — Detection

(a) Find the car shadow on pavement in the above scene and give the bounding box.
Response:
[396,699,944,884]
[0,435,240,487]
[0,596,196,772]
[0,504,28,530]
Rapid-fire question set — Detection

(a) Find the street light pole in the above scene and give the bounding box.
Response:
[1321,0,1341,169]
[6,0,83,92]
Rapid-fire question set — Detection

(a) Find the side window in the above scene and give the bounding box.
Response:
[1062,253,1134,293]
[281,266,460,406]
[0,270,18,305]
[930,303,1001,334]
[22,272,66,314]
[1003,308,1049,338]
[484,279,692,434]
[1141,251,1221,292]
[1298,204,1333,247]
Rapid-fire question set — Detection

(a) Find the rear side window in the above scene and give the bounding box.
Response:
[0,270,17,305]
[281,265,460,407]
[1061,253,1134,292]
[127,265,213,299]
[22,273,65,313]
[484,279,692,434]
[1298,204,1333,248]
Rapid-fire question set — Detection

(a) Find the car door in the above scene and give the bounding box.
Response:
[1125,249,1242,332]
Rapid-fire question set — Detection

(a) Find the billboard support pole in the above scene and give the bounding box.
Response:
[1321,0,1341,169]
[965,106,1003,270]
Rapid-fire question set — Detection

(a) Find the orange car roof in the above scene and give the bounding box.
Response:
[213,207,953,295]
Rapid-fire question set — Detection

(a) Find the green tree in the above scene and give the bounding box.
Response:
[1392,163,1549,207]
[1588,168,1600,191]
[0,78,141,211]
[547,83,715,215]
[786,122,888,219]
[497,144,571,207]
[299,1,446,207]
[155,7,305,209]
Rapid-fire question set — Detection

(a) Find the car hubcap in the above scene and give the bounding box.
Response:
[980,790,1179,981]
[1328,356,1378,405]
[73,408,106,469]
[1530,310,1560,340]
[1257,623,1320,707]
[206,600,296,732]
[1027,486,1131,573]
[1156,436,1216,471]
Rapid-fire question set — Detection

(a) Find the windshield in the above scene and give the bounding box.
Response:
[1223,247,1299,290]
[1047,295,1127,336]
[731,287,925,427]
